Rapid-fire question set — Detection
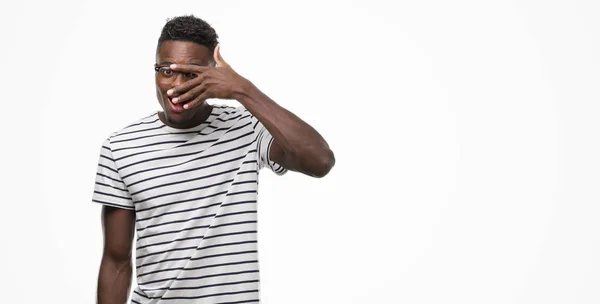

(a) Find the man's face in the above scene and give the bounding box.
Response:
[155,40,212,126]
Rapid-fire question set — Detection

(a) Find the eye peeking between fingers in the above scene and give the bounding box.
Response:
[154,65,197,81]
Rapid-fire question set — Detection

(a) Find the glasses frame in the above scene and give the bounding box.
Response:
[154,64,197,82]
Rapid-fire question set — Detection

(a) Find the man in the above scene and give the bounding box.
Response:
[93,15,335,303]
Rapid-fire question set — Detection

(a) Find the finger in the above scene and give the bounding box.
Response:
[167,76,202,97]
[172,81,208,104]
[183,91,210,110]
[214,45,229,68]
[171,85,204,104]
[169,74,208,99]
[169,63,211,73]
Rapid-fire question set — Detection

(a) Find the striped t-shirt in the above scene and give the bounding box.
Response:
[92,104,287,303]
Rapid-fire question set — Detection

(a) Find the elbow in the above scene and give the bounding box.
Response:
[311,149,336,178]
[103,248,132,266]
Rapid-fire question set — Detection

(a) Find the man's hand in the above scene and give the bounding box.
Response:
[171,45,335,178]
[168,45,252,109]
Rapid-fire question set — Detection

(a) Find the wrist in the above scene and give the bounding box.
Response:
[233,79,260,104]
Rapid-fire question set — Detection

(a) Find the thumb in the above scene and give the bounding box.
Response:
[214,45,229,67]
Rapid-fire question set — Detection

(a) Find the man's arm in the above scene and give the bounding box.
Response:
[235,85,335,178]
[168,45,336,177]
[97,205,135,304]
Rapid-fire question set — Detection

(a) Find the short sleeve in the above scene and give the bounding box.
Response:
[250,112,288,176]
[91,138,135,210]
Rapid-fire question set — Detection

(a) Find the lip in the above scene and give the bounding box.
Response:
[166,95,185,113]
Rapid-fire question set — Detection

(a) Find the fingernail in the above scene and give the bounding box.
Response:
[167,89,173,95]
[172,97,179,103]
[170,64,176,69]
[184,104,189,109]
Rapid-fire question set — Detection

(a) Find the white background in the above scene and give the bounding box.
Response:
[1,0,599,303]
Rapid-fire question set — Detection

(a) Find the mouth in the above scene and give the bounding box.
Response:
[167,96,185,113]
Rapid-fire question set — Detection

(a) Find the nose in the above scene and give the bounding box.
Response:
[170,72,186,89]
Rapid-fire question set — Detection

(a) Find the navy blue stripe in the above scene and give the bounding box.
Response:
[203,230,257,239]
[137,202,255,231]
[94,190,130,200]
[120,132,254,173]
[136,240,257,260]
[112,116,249,152]
[122,141,255,179]
[95,181,128,192]
[92,199,134,210]
[189,250,257,263]
[137,215,216,240]
[114,137,221,162]
[138,230,257,251]
[161,289,258,300]
[236,170,257,175]
[275,164,286,173]
[231,180,257,186]
[112,124,167,138]
[100,154,114,162]
[132,167,239,196]
[219,201,257,209]
[171,120,249,148]
[135,179,233,205]
[212,109,236,115]
[214,300,260,304]
[215,113,243,122]
[136,249,257,269]
[112,140,188,153]
[129,154,247,188]
[136,202,222,224]
[115,120,253,155]
[154,280,259,292]
[256,129,265,168]
[133,290,147,299]
[213,131,254,148]
[96,173,125,184]
[216,210,257,218]
[136,245,198,259]
[142,269,258,286]
[135,190,228,213]
[139,260,257,278]
[98,163,118,174]
[225,190,257,197]
[111,130,202,144]
[138,214,256,241]
[121,115,158,129]
[136,198,256,224]
[137,222,256,246]
[114,112,244,144]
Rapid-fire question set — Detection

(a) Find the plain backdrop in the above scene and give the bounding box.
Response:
[1,0,599,303]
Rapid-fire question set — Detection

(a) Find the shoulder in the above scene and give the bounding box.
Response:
[103,111,160,147]
[211,104,255,128]
[211,104,242,120]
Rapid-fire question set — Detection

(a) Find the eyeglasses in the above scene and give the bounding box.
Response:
[154,64,197,83]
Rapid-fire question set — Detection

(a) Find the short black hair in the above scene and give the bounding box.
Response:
[157,15,219,53]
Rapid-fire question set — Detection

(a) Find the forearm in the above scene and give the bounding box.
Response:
[235,82,335,176]
[97,255,133,304]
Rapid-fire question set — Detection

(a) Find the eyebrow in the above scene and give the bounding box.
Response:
[157,61,206,66]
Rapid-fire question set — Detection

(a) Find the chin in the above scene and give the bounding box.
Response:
[163,109,191,122]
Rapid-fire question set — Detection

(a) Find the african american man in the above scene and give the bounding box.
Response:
[92,15,335,304]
